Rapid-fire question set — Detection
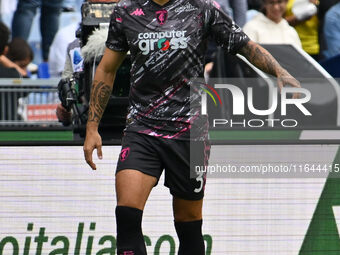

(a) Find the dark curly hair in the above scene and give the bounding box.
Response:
[6,37,34,63]
[0,22,10,55]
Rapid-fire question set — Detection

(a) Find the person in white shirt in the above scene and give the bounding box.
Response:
[243,0,302,48]
[48,22,80,78]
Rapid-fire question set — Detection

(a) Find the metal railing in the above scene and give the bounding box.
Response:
[0,78,62,126]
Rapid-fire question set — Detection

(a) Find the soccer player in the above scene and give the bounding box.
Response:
[83,0,300,254]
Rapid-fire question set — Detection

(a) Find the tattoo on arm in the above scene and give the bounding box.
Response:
[239,41,287,77]
[88,80,112,123]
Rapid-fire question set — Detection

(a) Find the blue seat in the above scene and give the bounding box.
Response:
[35,62,51,104]
[320,54,340,78]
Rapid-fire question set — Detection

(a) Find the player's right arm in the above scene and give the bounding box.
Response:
[83,48,126,170]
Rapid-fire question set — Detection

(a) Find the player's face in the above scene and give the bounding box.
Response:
[264,0,288,23]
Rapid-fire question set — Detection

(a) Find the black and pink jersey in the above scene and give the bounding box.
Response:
[106,0,249,140]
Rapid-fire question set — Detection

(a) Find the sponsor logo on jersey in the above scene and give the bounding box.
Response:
[156,9,168,25]
[116,17,122,23]
[175,3,198,13]
[137,30,188,55]
[130,8,144,16]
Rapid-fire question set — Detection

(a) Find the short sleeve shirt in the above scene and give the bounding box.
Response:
[106,0,249,140]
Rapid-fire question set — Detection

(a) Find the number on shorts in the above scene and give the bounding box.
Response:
[194,172,204,193]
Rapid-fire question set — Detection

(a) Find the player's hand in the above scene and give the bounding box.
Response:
[83,129,103,170]
[56,104,72,126]
[277,70,301,99]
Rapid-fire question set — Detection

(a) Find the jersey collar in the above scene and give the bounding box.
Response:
[140,0,173,8]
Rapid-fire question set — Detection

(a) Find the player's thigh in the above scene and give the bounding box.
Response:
[116,169,157,210]
[172,196,203,222]
[116,132,163,210]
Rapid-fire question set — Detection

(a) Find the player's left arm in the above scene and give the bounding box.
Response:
[238,40,301,97]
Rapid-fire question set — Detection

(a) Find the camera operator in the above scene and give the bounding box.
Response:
[56,38,82,125]
[57,0,119,126]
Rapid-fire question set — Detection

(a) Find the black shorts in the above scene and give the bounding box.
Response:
[116,132,210,200]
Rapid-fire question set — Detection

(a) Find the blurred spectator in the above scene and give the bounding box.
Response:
[0,0,17,22]
[6,38,34,78]
[248,0,263,10]
[11,0,63,62]
[318,0,338,18]
[247,0,263,21]
[63,0,84,12]
[0,21,21,121]
[49,22,80,78]
[215,0,248,26]
[63,0,76,12]
[243,0,301,48]
[318,0,338,26]
[0,36,34,77]
[322,2,340,59]
[318,0,339,59]
[0,22,20,78]
[285,0,320,59]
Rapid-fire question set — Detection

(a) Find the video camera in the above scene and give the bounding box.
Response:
[58,71,87,126]
[58,1,131,138]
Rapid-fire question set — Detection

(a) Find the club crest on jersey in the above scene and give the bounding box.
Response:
[156,10,168,25]
[119,147,130,162]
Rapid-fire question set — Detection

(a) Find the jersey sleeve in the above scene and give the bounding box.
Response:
[207,0,249,54]
[106,7,129,52]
